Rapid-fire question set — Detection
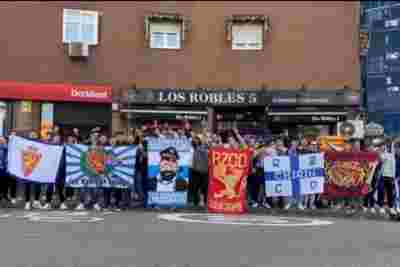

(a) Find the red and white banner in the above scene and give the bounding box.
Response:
[0,81,112,103]
[207,147,252,214]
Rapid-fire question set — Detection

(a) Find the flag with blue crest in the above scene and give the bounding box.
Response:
[264,153,325,197]
[65,144,137,188]
[146,137,192,208]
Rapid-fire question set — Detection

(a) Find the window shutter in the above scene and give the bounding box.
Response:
[80,10,99,45]
[63,9,81,43]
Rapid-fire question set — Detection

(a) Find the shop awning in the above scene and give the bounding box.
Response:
[0,81,112,103]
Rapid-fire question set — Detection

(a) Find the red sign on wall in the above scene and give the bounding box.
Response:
[0,81,112,103]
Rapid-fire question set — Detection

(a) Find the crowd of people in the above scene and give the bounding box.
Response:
[0,121,399,218]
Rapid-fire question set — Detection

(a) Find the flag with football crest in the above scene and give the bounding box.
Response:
[65,144,137,188]
[7,135,64,183]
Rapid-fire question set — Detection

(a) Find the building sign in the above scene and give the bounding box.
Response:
[127,88,360,107]
[0,81,112,103]
[271,115,341,123]
[128,88,266,106]
[270,90,360,106]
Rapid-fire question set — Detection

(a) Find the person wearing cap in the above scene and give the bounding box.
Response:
[147,147,188,193]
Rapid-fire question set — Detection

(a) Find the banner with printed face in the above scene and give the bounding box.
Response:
[324,152,379,197]
[264,153,325,197]
[208,147,251,214]
[7,136,63,183]
[146,138,192,208]
[65,144,137,188]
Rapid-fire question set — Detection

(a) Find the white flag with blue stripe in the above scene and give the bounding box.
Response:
[264,156,292,197]
[297,153,325,195]
[264,153,325,197]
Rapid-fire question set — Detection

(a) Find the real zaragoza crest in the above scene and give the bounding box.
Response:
[21,146,42,177]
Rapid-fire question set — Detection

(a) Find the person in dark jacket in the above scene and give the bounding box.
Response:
[0,136,11,204]
[191,135,209,207]
[41,134,67,210]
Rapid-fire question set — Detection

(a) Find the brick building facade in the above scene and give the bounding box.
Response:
[0,1,360,137]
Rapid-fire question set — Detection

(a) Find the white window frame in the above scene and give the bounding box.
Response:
[149,22,181,49]
[63,9,99,45]
[231,24,263,50]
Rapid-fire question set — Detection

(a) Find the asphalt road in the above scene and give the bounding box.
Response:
[0,209,399,267]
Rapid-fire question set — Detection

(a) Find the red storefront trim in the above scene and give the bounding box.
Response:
[0,81,112,103]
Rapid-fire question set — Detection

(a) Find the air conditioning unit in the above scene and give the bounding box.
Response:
[68,42,89,58]
[337,120,365,139]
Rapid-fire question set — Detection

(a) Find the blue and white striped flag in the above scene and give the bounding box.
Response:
[65,144,137,188]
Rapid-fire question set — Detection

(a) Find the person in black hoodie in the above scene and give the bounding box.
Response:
[41,134,68,210]
[0,136,10,204]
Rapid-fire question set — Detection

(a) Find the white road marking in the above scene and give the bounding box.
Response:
[0,213,12,219]
[15,211,106,223]
[158,213,334,227]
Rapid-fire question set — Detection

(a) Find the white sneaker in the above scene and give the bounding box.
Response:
[297,203,305,210]
[32,201,42,209]
[262,201,271,209]
[59,203,68,210]
[396,207,400,214]
[334,204,342,210]
[311,205,317,210]
[362,207,368,213]
[389,208,397,216]
[75,203,85,211]
[24,202,31,211]
[251,203,259,208]
[41,203,51,210]
[93,203,102,212]
[284,203,292,210]
[10,199,17,205]
[379,208,386,215]
[370,207,376,214]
